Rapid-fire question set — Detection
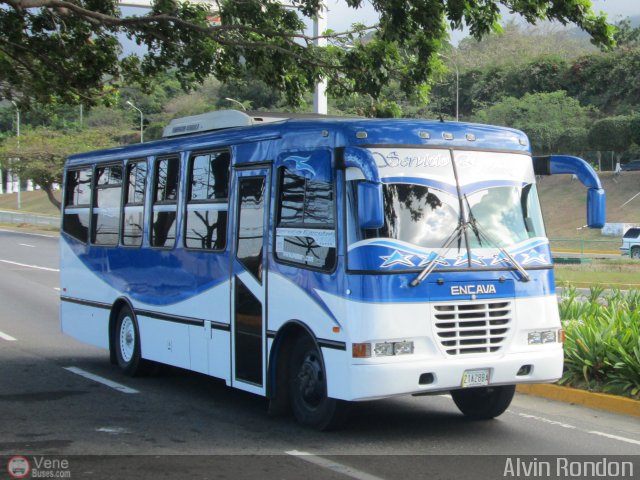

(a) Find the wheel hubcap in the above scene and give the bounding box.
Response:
[119,316,135,363]
[297,352,323,407]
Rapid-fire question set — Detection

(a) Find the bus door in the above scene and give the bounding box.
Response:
[230,166,270,395]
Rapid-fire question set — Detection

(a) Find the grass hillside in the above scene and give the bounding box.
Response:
[1,171,639,243]
[538,171,640,245]
[0,190,60,216]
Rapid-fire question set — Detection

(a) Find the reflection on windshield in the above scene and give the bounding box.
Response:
[348,182,545,252]
[467,185,545,247]
[371,184,460,248]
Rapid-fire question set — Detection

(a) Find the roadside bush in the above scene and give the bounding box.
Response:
[559,288,640,398]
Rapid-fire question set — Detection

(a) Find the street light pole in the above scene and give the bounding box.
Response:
[313,0,328,115]
[10,100,21,209]
[224,97,247,111]
[438,54,459,122]
[126,100,144,143]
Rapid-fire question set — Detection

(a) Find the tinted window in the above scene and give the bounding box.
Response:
[279,170,334,226]
[92,165,123,245]
[190,151,230,201]
[624,228,640,239]
[123,160,147,247]
[151,157,179,248]
[184,151,230,250]
[65,168,92,207]
[237,177,265,282]
[126,161,147,205]
[63,168,92,243]
[155,157,179,203]
[275,153,336,270]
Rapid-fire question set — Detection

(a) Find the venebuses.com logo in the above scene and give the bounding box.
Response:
[6,455,71,478]
[7,456,30,479]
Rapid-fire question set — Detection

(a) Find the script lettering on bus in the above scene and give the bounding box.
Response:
[372,151,450,169]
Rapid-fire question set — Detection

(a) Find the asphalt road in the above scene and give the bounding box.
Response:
[0,228,638,479]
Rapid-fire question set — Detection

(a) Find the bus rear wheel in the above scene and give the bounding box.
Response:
[288,336,348,430]
[114,307,146,377]
[451,385,515,419]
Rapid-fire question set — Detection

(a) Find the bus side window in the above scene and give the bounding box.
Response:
[184,150,230,250]
[151,156,179,248]
[122,160,147,247]
[275,151,336,271]
[62,167,92,243]
[92,164,123,246]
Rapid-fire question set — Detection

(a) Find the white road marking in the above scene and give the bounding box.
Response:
[18,243,35,248]
[516,412,640,446]
[286,451,386,480]
[0,331,17,341]
[517,413,577,429]
[53,287,61,291]
[588,431,640,446]
[63,367,139,394]
[0,259,59,272]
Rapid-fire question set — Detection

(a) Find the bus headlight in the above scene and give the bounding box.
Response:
[528,330,558,345]
[353,341,415,358]
[373,342,394,357]
[393,341,414,355]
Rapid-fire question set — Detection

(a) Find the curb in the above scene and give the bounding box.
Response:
[516,383,640,418]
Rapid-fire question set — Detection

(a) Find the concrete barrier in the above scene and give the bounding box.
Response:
[0,210,59,228]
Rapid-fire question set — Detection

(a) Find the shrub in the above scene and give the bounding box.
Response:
[559,289,640,398]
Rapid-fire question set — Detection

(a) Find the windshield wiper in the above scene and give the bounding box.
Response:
[463,194,530,283]
[410,222,464,287]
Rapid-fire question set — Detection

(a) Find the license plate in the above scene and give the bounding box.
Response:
[461,369,490,388]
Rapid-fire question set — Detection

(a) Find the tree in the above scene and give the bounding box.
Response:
[474,91,593,154]
[0,127,121,209]
[588,115,636,162]
[0,1,615,108]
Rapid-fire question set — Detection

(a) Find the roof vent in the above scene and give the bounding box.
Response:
[162,110,284,138]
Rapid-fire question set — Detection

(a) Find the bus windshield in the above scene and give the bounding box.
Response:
[465,184,545,248]
[346,148,547,270]
[375,183,460,249]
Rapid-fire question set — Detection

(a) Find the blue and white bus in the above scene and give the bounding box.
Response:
[60,111,605,429]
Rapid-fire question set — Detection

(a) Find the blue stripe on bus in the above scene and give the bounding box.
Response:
[65,234,555,308]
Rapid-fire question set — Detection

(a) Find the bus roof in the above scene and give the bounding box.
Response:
[65,116,531,168]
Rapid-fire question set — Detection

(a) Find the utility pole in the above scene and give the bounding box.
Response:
[313,0,328,115]
[10,100,21,209]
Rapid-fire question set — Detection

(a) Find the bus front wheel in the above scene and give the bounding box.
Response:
[451,385,515,419]
[114,307,146,377]
[288,336,348,430]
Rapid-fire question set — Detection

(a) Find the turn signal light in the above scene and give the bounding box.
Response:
[352,343,371,358]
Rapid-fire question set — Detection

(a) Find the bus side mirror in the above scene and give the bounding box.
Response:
[533,155,606,229]
[587,188,606,229]
[358,182,384,229]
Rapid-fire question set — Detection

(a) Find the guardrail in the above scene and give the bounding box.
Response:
[550,238,620,256]
[0,210,60,228]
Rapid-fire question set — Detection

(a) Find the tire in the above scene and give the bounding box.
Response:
[451,385,515,420]
[288,336,349,430]
[114,306,147,377]
[632,247,640,259]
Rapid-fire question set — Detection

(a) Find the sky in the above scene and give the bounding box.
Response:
[320,0,640,41]
[119,0,640,55]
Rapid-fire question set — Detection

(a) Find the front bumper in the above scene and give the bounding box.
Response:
[339,347,564,401]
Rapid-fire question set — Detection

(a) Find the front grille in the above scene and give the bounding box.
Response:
[433,301,512,355]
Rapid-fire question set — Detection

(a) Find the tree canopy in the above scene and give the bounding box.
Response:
[0,127,121,209]
[0,0,615,108]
